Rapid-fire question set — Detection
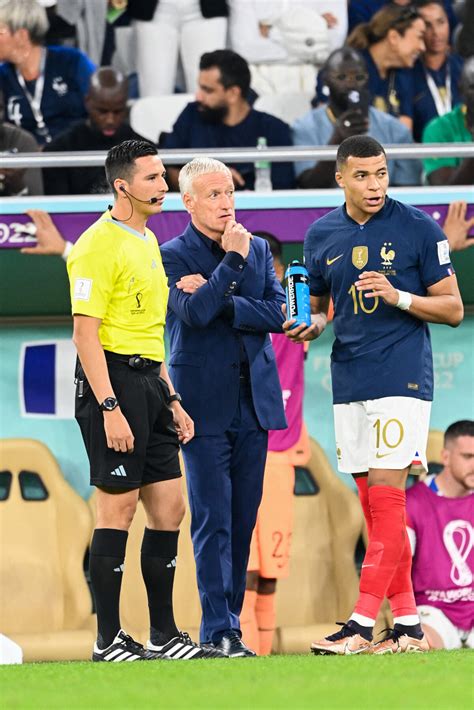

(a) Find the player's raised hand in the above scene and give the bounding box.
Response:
[443,201,474,252]
[21,210,66,255]
[355,271,399,305]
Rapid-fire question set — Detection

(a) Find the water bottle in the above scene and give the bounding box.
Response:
[254,136,272,192]
[285,260,311,329]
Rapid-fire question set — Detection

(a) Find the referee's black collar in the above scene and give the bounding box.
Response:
[342,195,394,226]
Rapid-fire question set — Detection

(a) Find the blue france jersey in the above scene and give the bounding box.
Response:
[304,197,454,404]
[0,46,95,144]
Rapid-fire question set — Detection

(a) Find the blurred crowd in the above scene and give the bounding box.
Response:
[0,0,473,200]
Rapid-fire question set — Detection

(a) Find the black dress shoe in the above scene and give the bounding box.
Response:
[214,631,256,658]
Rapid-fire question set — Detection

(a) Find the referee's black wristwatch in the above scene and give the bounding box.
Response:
[99,397,119,412]
[167,393,182,405]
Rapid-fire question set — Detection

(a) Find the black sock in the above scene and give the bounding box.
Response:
[394,622,424,640]
[141,528,179,643]
[89,528,128,649]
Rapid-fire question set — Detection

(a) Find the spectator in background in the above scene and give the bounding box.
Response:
[293,47,421,188]
[229,0,345,95]
[42,67,147,195]
[348,0,458,36]
[343,5,426,131]
[129,0,228,96]
[422,56,474,185]
[406,420,473,650]
[0,0,95,146]
[412,0,464,142]
[0,88,43,196]
[162,50,295,191]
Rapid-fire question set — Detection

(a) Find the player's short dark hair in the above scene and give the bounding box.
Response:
[336,136,386,171]
[444,420,474,446]
[253,231,283,260]
[105,139,158,194]
[199,49,251,98]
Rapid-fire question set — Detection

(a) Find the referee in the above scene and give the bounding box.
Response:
[67,140,222,661]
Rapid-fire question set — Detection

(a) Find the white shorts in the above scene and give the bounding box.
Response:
[333,397,431,474]
[418,605,474,650]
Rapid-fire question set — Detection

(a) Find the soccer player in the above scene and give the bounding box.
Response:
[67,140,223,661]
[284,135,464,655]
[240,232,310,655]
[405,420,473,651]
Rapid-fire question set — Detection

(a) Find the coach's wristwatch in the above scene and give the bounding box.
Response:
[167,393,182,406]
[99,397,119,412]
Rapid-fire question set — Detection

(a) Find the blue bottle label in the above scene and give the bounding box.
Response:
[286,267,311,328]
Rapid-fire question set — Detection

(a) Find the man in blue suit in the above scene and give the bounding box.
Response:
[161,156,287,657]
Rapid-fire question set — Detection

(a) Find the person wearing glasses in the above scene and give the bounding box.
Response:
[294,47,421,188]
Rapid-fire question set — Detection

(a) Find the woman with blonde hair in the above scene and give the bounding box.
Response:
[0,0,95,145]
[315,5,426,132]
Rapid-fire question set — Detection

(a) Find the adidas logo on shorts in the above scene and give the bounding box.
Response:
[110,465,127,477]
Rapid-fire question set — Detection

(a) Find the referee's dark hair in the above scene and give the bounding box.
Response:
[336,136,386,171]
[200,49,251,98]
[444,420,474,446]
[105,139,158,195]
[252,230,283,261]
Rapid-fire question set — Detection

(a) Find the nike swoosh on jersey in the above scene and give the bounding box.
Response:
[375,452,392,459]
[326,254,344,265]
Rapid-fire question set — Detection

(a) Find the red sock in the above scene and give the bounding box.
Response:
[354,486,406,622]
[387,527,418,619]
[355,476,372,537]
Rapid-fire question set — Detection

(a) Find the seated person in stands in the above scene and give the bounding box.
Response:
[406,420,474,650]
[0,88,43,196]
[42,67,147,195]
[293,47,421,187]
[412,0,464,142]
[348,0,457,36]
[161,49,295,191]
[0,0,95,146]
[422,57,474,185]
[315,5,426,132]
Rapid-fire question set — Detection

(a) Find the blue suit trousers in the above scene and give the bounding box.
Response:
[182,382,268,644]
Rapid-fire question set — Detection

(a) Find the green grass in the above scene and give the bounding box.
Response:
[1,652,473,710]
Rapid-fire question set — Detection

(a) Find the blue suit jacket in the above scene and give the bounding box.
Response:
[161,224,287,435]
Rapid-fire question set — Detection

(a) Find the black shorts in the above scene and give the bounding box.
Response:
[75,352,181,489]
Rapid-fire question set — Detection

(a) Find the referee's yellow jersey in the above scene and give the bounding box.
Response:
[67,211,168,362]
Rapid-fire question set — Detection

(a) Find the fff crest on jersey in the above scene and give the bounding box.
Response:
[352,246,368,269]
[380,243,396,266]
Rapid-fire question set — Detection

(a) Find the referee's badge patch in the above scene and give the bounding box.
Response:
[352,246,368,269]
[74,277,93,301]
[437,240,450,265]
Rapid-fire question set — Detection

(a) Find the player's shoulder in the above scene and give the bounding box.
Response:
[305,206,345,241]
[389,197,440,230]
